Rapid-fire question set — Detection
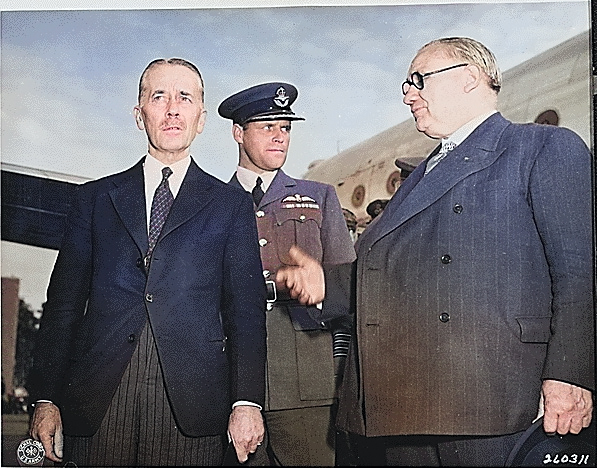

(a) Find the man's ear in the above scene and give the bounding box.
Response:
[463,64,483,93]
[134,106,144,130]
[233,123,244,144]
[195,109,207,136]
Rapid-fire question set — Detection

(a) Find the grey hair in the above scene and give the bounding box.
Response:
[419,37,502,93]
[138,58,205,103]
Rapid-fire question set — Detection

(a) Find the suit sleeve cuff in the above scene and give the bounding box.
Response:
[232,400,262,411]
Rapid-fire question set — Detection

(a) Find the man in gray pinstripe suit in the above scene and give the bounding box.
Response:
[335,37,594,466]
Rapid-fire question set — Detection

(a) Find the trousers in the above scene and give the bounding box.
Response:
[63,321,224,466]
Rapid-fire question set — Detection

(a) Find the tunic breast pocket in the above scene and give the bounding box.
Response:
[274,208,323,264]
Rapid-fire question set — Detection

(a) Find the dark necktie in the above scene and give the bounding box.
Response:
[146,167,174,263]
[252,176,265,206]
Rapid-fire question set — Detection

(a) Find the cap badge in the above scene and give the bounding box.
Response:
[273,87,290,107]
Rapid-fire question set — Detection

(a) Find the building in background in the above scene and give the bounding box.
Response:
[2,277,20,397]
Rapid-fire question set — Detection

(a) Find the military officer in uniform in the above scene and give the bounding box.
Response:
[219,82,356,466]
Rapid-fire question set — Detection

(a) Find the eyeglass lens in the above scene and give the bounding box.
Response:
[401,63,468,95]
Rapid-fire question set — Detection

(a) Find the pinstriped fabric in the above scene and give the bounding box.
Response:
[64,322,224,466]
[337,115,594,438]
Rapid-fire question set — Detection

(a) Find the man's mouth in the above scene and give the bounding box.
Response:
[411,106,426,119]
[162,122,184,131]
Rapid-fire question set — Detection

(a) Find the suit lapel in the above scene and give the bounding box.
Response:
[228,173,243,191]
[259,170,297,208]
[159,159,215,240]
[371,113,510,244]
[109,159,148,253]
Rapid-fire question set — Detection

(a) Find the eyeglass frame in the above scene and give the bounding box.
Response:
[402,63,469,95]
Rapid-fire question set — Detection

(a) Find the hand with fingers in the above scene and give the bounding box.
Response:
[542,379,593,436]
[29,402,64,463]
[227,405,265,463]
[275,245,325,306]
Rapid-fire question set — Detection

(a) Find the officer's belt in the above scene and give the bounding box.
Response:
[265,280,301,307]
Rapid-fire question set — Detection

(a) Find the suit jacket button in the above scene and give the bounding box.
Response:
[128,334,136,343]
[136,258,143,268]
[441,254,452,264]
[145,293,153,302]
[453,204,463,214]
[439,313,450,323]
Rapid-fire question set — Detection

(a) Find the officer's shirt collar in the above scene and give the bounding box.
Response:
[236,166,278,193]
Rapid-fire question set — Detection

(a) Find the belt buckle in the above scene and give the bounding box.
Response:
[265,280,277,303]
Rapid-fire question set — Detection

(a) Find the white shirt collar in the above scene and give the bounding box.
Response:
[143,154,191,198]
[236,166,278,193]
[443,110,497,147]
[143,154,192,231]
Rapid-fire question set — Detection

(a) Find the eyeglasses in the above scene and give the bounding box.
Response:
[402,63,468,95]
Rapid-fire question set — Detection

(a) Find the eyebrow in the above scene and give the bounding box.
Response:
[150,90,195,97]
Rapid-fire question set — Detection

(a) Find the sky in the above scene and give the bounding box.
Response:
[0,0,592,311]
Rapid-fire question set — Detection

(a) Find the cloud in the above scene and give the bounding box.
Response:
[1,3,590,182]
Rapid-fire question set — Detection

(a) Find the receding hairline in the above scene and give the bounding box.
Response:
[414,37,502,93]
[137,58,205,103]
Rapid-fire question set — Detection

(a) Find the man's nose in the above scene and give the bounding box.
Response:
[403,85,419,105]
[166,99,180,116]
[272,129,285,142]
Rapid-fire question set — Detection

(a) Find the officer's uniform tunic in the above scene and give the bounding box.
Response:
[221,81,356,466]
[230,169,356,465]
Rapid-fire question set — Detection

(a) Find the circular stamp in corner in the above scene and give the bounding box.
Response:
[16,438,45,466]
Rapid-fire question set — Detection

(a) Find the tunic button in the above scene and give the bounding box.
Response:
[256,210,265,217]
[128,334,136,343]
[439,313,450,323]
[299,214,306,222]
[259,238,268,247]
[145,293,153,302]
[441,254,452,264]
[263,270,271,278]
[453,204,463,214]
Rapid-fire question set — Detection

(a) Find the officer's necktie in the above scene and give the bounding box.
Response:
[252,176,265,206]
[147,167,174,262]
[425,140,456,175]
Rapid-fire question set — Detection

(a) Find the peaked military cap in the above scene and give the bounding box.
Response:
[218,82,305,125]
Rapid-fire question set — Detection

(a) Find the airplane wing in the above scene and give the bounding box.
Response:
[1,164,86,250]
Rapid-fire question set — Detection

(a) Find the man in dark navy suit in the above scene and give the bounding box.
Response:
[336,37,594,466]
[28,58,267,466]
[219,82,356,466]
